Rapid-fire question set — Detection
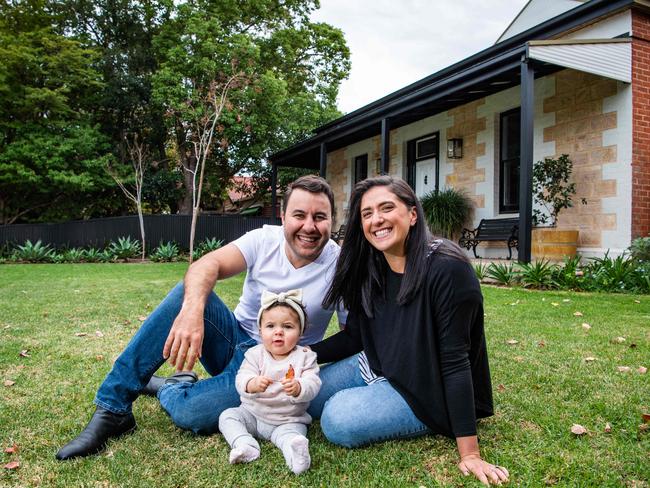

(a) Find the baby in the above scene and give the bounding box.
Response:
[218,289,321,475]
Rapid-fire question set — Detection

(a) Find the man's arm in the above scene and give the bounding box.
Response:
[163,243,247,372]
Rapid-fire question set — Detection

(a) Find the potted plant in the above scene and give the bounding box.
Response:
[420,187,473,240]
[531,154,586,260]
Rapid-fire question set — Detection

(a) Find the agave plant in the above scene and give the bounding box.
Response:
[108,236,142,262]
[473,263,489,282]
[517,259,558,289]
[551,254,585,290]
[420,188,473,240]
[486,262,518,287]
[150,241,180,262]
[59,248,86,263]
[11,240,55,263]
[192,237,224,261]
[585,253,637,292]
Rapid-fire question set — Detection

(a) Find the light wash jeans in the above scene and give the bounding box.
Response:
[94,282,256,434]
[307,354,432,448]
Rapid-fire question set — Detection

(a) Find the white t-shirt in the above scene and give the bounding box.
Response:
[232,225,347,345]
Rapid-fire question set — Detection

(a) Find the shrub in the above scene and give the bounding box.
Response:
[551,254,585,290]
[532,154,586,226]
[473,263,489,282]
[82,248,110,263]
[59,248,85,263]
[108,236,142,262]
[628,236,650,263]
[517,260,558,289]
[584,253,637,292]
[151,241,180,262]
[192,237,224,261]
[420,188,473,240]
[10,240,55,263]
[486,262,518,286]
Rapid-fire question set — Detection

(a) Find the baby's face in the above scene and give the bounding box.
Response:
[259,306,301,360]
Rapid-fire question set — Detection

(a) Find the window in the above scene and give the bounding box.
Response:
[354,154,368,183]
[416,136,437,160]
[499,108,520,213]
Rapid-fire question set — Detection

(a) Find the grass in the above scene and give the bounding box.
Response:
[0,263,648,487]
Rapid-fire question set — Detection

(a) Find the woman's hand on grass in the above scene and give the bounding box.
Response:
[457,454,509,485]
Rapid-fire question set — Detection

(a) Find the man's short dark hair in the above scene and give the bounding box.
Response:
[283,175,336,223]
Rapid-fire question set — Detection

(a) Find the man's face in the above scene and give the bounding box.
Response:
[282,188,332,268]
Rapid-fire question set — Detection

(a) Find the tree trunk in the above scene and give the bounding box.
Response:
[137,202,145,261]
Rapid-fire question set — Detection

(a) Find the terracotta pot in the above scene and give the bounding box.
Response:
[531,228,579,261]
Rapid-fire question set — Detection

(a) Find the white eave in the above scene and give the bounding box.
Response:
[528,38,631,83]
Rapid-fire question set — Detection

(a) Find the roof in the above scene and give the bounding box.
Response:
[270,0,639,168]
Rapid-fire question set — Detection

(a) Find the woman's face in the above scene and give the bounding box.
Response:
[359,185,417,259]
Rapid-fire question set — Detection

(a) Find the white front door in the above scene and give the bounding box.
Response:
[415,158,436,197]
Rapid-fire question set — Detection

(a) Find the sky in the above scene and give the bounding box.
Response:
[311,0,530,114]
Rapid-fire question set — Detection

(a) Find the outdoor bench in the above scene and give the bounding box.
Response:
[458,217,519,259]
[332,224,346,244]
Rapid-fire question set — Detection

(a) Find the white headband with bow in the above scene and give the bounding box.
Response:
[257,289,306,333]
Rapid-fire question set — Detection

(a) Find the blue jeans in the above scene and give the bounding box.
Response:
[94,282,256,434]
[307,355,431,448]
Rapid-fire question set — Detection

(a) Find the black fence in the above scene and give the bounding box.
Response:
[0,214,281,251]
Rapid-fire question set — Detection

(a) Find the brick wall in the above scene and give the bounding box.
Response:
[326,148,348,227]
[446,100,487,209]
[543,71,618,247]
[632,9,650,238]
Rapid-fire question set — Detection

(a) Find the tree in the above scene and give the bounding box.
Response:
[0,2,114,224]
[107,133,148,260]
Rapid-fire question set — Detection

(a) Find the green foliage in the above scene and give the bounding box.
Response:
[58,248,85,263]
[473,263,489,282]
[551,254,585,290]
[584,253,638,293]
[10,240,55,263]
[532,154,586,227]
[150,241,180,262]
[82,247,113,263]
[628,236,650,263]
[192,237,224,261]
[420,188,473,239]
[486,262,518,287]
[108,236,142,262]
[517,259,558,289]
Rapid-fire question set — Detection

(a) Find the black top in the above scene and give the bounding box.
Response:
[311,251,493,438]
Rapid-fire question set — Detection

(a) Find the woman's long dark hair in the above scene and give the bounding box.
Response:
[323,176,469,317]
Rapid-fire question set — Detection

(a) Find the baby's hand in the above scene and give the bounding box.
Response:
[281,378,301,397]
[246,375,273,393]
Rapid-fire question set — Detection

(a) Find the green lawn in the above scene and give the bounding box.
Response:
[1,263,648,487]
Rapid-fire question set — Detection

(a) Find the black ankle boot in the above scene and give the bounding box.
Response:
[140,371,199,397]
[55,406,136,460]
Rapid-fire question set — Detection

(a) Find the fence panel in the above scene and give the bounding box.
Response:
[0,215,281,251]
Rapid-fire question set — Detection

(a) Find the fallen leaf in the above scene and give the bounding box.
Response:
[604,422,612,433]
[42,312,49,317]
[571,424,587,435]
[642,413,650,424]
[573,311,583,317]
[3,325,10,329]
[285,364,295,380]
[506,339,519,345]
[639,424,649,433]
[584,357,596,362]
[514,356,524,362]
[3,461,19,470]
[95,330,104,338]
[575,270,584,277]
[634,299,641,304]
[562,299,570,302]
[581,323,591,330]
[538,340,546,347]
[18,350,29,357]
[138,316,147,322]
[629,343,637,349]
[551,302,559,307]
[4,444,18,454]
[610,336,626,344]
[95,355,104,361]
[497,384,506,392]
[74,332,87,337]
[617,366,631,373]
[638,366,648,374]
[3,380,15,387]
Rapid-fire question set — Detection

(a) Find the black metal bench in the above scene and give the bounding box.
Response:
[332,224,346,244]
[458,218,519,259]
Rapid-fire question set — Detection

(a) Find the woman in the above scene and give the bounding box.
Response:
[308,176,509,485]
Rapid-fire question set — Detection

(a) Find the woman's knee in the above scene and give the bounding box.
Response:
[320,391,366,448]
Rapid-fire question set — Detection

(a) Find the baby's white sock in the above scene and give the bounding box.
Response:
[284,436,310,475]
[229,443,260,464]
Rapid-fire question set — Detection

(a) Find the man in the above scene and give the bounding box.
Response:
[56,175,346,460]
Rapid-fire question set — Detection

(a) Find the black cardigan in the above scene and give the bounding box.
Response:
[311,252,493,438]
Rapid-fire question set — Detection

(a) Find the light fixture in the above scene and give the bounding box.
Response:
[447,138,463,159]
